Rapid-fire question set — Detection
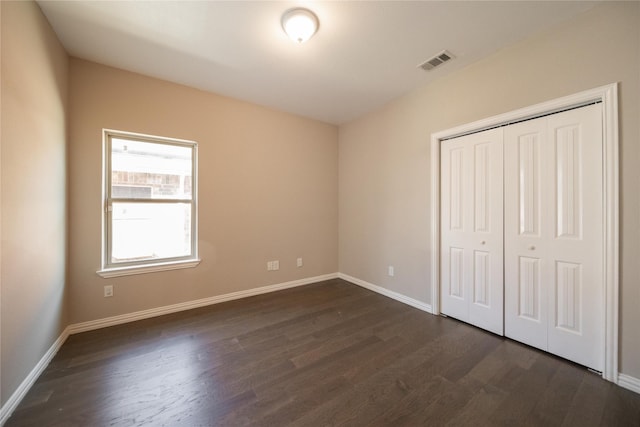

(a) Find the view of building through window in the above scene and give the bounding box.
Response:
[107,135,196,266]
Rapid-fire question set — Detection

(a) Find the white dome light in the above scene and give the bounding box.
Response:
[281,8,319,43]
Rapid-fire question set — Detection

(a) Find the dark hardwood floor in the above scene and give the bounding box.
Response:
[6,279,640,426]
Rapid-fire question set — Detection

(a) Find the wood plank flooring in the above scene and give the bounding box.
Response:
[6,279,640,426]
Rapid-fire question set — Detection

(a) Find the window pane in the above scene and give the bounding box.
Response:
[111,138,192,199]
[111,202,192,263]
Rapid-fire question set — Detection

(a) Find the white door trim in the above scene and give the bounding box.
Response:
[430,83,619,382]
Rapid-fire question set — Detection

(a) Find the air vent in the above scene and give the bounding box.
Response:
[418,50,455,71]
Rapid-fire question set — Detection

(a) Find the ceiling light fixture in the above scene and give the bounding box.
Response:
[281,8,319,43]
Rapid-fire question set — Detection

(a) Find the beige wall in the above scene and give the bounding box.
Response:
[1,1,69,405]
[339,2,640,378]
[68,59,338,323]
[2,1,638,410]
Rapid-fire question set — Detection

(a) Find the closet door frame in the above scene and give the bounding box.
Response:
[430,83,619,383]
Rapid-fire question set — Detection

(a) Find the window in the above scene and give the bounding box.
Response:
[98,129,199,278]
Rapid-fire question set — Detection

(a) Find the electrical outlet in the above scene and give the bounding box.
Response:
[297,257,303,267]
[267,260,280,271]
[388,266,394,277]
[104,285,113,297]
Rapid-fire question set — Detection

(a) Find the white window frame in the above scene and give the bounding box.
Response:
[97,129,200,278]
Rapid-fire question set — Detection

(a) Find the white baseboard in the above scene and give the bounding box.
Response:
[336,275,639,397]
[2,274,424,426]
[0,327,70,426]
[337,274,640,395]
[3,270,635,426]
[338,273,432,313]
[68,273,339,334]
[618,373,640,394]
[0,273,338,425]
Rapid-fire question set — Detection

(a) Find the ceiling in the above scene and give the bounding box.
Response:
[38,1,599,125]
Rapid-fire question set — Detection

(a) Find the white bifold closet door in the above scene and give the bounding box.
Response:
[504,103,603,371]
[440,128,504,335]
[440,103,604,371]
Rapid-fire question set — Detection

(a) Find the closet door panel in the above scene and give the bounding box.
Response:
[505,104,603,371]
[440,141,470,322]
[505,117,549,350]
[546,104,603,371]
[468,135,503,334]
[441,128,503,335]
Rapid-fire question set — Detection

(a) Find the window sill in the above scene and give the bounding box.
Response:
[97,259,201,278]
